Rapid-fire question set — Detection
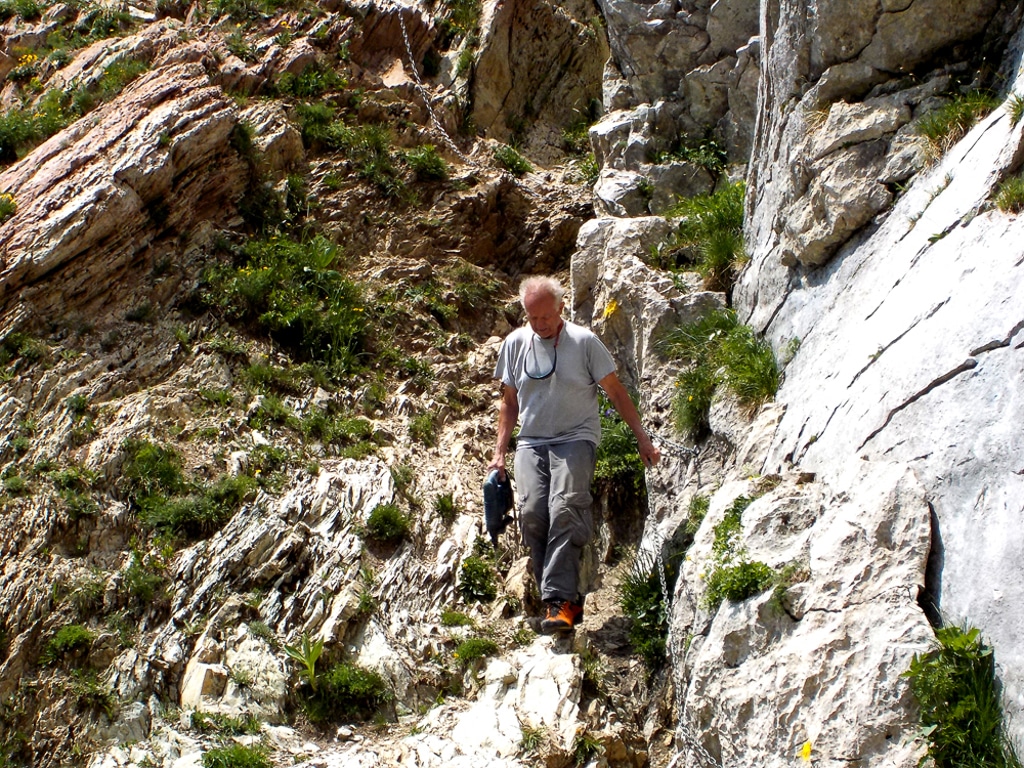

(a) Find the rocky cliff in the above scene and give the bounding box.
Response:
[1,0,1023,766]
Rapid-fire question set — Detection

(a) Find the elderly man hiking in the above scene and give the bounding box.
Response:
[487,276,661,633]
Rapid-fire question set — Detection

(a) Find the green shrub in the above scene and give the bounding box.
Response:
[201,235,367,379]
[284,633,324,691]
[995,173,1024,214]
[40,624,94,665]
[66,669,117,719]
[905,624,1022,768]
[454,636,498,667]
[493,144,532,176]
[303,662,391,723]
[119,550,166,613]
[618,549,674,668]
[405,144,450,181]
[664,180,746,292]
[201,743,272,768]
[917,91,1000,158]
[364,503,410,543]
[120,439,185,499]
[3,474,28,495]
[192,710,261,735]
[458,556,497,603]
[437,0,481,39]
[702,495,775,610]
[662,308,779,439]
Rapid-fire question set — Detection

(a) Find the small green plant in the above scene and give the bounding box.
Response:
[493,144,532,176]
[364,502,410,543]
[441,610,473,627]
[904,624,1022,768]
[994,173,1024,214]
[1007,93,1024,127]
[66,669,117,719]
[3,474,27,495]
[567,153,599,185]
[40,624,94,666]
[664,180,746,292]
[594,393,645,493]
[917,91,1000,159]
[302,661,391,723]
[685,494,710,536]
[119,549,167,614]
[520,724,546,753]
[201,743,272,768]
[458,556,497,603]
[437,0,481,40]
[434,492,459,525]
[274,63,345,98]
[573,730,602,766]
[662,308,779,439]
[191,710,261,735]
[618,549,674,668]
[701,495,776,610]
[405,144,450,181]
[409,411,437,447]
[0,191,16,222]
[454,636,499,667]
[284,633,324,692]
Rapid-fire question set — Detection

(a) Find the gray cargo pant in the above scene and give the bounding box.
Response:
[515,440,595,605]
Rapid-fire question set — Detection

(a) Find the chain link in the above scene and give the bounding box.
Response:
[388,0,478,167]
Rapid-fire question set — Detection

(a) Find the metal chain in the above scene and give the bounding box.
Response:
[391,0,478,167]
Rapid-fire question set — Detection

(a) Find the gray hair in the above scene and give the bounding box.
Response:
[518,276,566,307]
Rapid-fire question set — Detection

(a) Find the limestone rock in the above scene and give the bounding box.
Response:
[672,463,933,767]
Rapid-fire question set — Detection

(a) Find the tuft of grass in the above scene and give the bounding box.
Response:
[301,662,391,724]
[440,610,473,627]
[364,503,410,543]
[493,144,532,176]
[40,624,95,666]
[275,63,345,98]
[434,492,459,525]
[701,495,776,611]
[409,411,437,447]
[618,549,674,668]
[405,144,450,181]
[458,555,497,604]
[454,636,499,667]
[664,180,746,292]
[520,724,545,753]
[1007,93,1024,127]
[994,173,1024,214]
[917,91,1000,158]
[662,308,779,439]
[594,392,645,493]
[905,624,1023,768]
[201,743,272,768]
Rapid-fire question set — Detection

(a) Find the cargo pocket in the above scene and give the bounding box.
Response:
[564,491,594,547]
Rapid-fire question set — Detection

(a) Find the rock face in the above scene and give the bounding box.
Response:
[735,0,1024,741]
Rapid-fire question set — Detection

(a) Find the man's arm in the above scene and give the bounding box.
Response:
[486,383,519,478]
[598,372,661,468]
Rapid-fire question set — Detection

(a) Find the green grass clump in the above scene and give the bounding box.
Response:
[409,411,437,447]
[454,636,499,667]
[664,180,746,292]
[434,492,459,525]
[302,662,391,723]
[493,144,532,176]
[364,503,410,543]
[1007,93,1024,127]
[917,91,1000,158]
[437,0,481,40]
[405,144,450,181]
[40,624,94,666]
[618,549,674,668]
[662,308,779,439]
[701,495,776,611]
[0,0,42,20]
[201,743,272,768]
[594,393,645,492]
[275,63,345,98]
[994,173,1024,214]
[458,555,497,604]
[440,610,473,627]
[905,624,1022,768]
[201,235,367,379]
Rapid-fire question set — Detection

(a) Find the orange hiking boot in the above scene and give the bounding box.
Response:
[540,601,583,634]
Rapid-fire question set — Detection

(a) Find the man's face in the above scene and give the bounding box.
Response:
[523,290,563,339]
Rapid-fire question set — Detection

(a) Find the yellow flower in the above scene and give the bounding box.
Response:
[688,395,693,401]
[800,741,812,762]
[602,298,619,319]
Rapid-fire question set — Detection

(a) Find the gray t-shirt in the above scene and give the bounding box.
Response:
[494,320,617,447]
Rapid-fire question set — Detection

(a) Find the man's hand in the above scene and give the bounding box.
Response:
[486,454,506,480]
[637,434,661,468]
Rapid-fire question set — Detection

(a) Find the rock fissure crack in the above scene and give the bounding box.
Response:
[855,299,949,380]
[969,318,1024,356]
[857,358,978,450]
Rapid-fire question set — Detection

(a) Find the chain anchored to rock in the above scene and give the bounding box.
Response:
[387,0,478,168]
